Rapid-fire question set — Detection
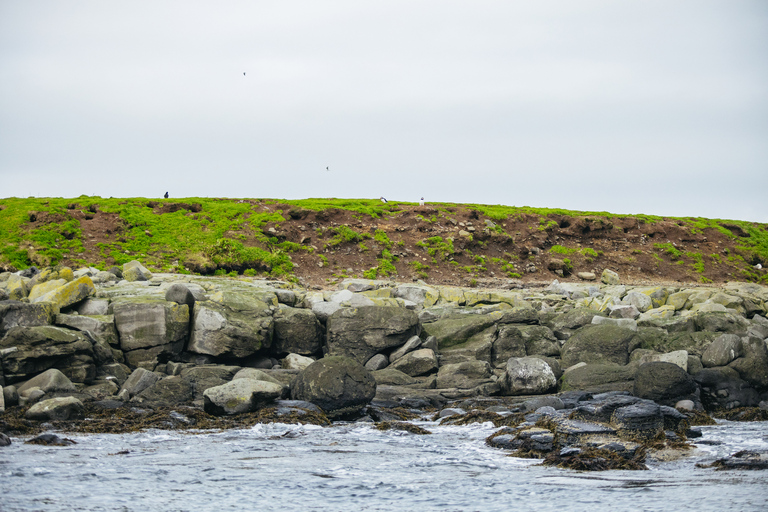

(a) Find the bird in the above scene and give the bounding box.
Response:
[164,192,169,199]
[326,166,330,172]
[419,197,425,206]
[243,72,246,76]
[380,197,388,203]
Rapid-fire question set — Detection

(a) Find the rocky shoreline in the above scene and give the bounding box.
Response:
[2,262,768,470]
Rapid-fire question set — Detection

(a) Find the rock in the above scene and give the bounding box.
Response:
[291,356,376,419]
[560,363,637,393]
[0,386,4,413]
[521,396,565,412]
[282,353,314,370]
[388,348,438,377]
[164,283,203,309]
[3,385,19,407]
[727,336,768,388]
[371,368,418,386]
[421,312,501,350]
[694,311,750,334]
[273,307,323,356]
[708,450,768,470]
[5,274,28,300]
[123,260,152,282]
[611,402,664,441]
[694,367,759,410]
[74,298,110,316]
[310,301,341,322]
[436,360,493,389]
[592,316,638,331]
[112,298,189,352]
[561,324,638,367]
[17,368,76,396]
[180,365,241,401]
[503,357,557,395]
[0,326,95,384]
[30,276,95,310]
[365,354,390,371]
[28,279,67,302]
[25,396,85,421]
[0,433,10,447]
[702,334,743,367]
[187,297,272,359]
[134,376,194,405]
[0,301,56,338]
[326,306,420,364]
[633,362,698,406]
[203,378,283,415]
[389,335,423,363]
[232,368,283,385]
[25,433,76,446]
[608,304,641,320]
[439,325,496,365]
[393,285,439,308]
[119,368,161,398]
[601,269,620,285]
[624,291,653,313]
[577,272,596,281]
[634,349,689,371]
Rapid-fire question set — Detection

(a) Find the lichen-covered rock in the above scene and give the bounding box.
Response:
[180,365,242,400]
[560,363,637,393]
[601,269,620,285]
[122,260,152,282]
[272,306,323,356]
[394,284,439,308]
[4,274,29,300]
[633,362,698,406]
[187,298,272,359]
[291,356,376,419]
[134,376,194,406]
[693,311,750,334]
[55,313,119,364]
[27,279,66,302]
[112,298,189,351]
[164,283,205,310]
[0,326,95,384]
[326,306,419,364]
[561,324,639,367]
[25,396,85,421]
[119,368,161,398]
[31,276,95,310]
[0,301,56,338]
[503,357,557,395]
[420,312,502,350]
[439,325,496,364]
[203,378,282,416]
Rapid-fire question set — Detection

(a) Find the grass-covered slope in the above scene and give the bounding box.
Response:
[0,196,766,286]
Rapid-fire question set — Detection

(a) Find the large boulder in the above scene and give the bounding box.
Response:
[611,402,664,441]
[694,367,759,410]
[503,357,557,395]
[16,368,76,396]
[702,334,743,368]
[133,376,195,405]
[727,336,768,388]
[25,396,85,421]
[393,284,439,308]
[420,312,501,350]
[123,260,152,282]
[291,356,376,419]
[111,298,188,367]
[387,348,438,377]
[560,363,637,393]
[180,365,241,401]
[164,283,205,310]
[119,368,161,398]
[439,325,496,364]
[0,326,95,384]
[561,324,639,368]
[30,276,95,310]
[272,306,323,356]
[633,362,698,406]
[693,311,750,334]
[326,307,419,364]
[203,378,282,416]
[187,297,273,359]
[55,313,119,364]
[436,360,493,389]
[0,301,56,338]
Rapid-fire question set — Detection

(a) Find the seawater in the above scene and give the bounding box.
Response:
[2,420,767,512]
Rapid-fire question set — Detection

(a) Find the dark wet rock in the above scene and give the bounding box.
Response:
[573,395,643,423]
[0,433,11,446]
[633,361,698,406]
[25,396,85,421]
[291,356,376,419]
[694,367,759,410]
[164,283,205,310]
[375,421,431,435]
[702,450,768,470]
[521,396,564,412]
[25,433,77,446]
[273,306,324,356]
[274,399,323,416]
[611,402,664,441]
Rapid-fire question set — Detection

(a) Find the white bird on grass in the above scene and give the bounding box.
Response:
[380,197,388,203]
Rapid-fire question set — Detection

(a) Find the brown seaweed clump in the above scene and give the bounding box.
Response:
[375,421,432,435]
[439,410,525,428]
[713,407,768,422]
[542,447,649,471]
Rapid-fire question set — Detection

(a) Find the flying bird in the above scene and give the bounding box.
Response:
[326,166,330,172]
[243,72,246,76]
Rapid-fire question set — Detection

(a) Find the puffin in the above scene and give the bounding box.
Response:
[380,197,388,203]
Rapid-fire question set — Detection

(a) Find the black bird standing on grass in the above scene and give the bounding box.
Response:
[164,192,169,199]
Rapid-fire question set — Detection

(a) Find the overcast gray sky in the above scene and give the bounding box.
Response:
[1,1,766,222]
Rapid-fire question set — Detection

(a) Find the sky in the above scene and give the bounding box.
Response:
[1,1,767,222]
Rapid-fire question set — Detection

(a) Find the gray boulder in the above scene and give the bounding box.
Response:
[611,402,664,441]
[119,368,161,398]
[180,365,241,401]
[122,260,152,282]
[364,354,390,371]
[203,378,282,416]
[694,367,759,410]
[371,368,419,386]
[187,298,273,359]
[291,356,376,419]
[0,301,56,338]
[17,368,76,396]
[702,334,743,368]
[503,357,557,395]
[436,360,493,389]
[389,335,422,363]
[439,325,496,365]
[420,312,500,350]
[727,336,768,388]
[560,363,637,393]
[134,376,194,405]
[694,311,750,334]
[388,348,438,377]
[272,307,323,356]
[25,396,84,421]
[633,362,698,406]
[326,306,419,364]
[112,298,189,351]
[0,326,95,384]
[561,324,639,368]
